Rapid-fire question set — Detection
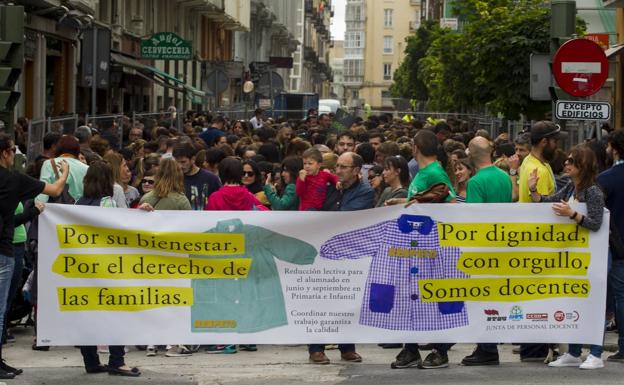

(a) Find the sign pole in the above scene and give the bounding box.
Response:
[91,26,97,116]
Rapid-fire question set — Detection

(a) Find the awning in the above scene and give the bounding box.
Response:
[110,53,206,100]
[606,44,624,58]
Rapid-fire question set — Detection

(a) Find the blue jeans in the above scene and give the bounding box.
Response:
[609,258,624,353]
[0,254,15,344]
[3,244,24,341]
[568,344,602,358]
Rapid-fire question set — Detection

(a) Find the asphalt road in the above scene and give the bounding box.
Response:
[4,326,623,385]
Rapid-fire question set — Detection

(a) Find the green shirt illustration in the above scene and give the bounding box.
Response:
[191,219,317,333]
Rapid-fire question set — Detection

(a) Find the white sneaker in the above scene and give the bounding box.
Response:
[165,345,192,357]
[579,354,604,370]
[548,352,582,367]
[146,345,157,357]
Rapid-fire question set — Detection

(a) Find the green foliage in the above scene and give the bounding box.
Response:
[390,0,587,119]
[389,20,441,101]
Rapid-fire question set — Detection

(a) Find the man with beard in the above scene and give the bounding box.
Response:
[518,121,560,203]
[173,143,221,210]
[516,121,560,362]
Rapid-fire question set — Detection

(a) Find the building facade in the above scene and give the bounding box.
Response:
[344,0,421,111]
[9,0,333,124]
[329,39,345,103]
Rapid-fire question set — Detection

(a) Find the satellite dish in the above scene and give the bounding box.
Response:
[256,71,284,97]
[243,80,254,93]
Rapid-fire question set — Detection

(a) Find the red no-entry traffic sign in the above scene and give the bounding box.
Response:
[552,38,608,97]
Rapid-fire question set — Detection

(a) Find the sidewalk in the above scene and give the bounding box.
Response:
[3,326,621,385]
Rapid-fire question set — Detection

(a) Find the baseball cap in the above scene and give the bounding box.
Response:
[530,121,561,143]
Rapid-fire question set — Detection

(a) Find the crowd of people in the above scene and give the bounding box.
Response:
[0,107,623,377]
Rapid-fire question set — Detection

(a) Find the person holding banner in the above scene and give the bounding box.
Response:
[598,130,624,363]
[74,160,140,376]
[518,121,560,362]
[0,133,70,379]
[460,136,513,367]
[390,130,456,370]
[308,152,373,364]
[529,145,606,370]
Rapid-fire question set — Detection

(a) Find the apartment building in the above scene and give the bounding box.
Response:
[344,0,421,111]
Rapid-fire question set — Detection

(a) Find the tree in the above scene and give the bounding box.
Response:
[389,20,441,102]
[391,0,586,119]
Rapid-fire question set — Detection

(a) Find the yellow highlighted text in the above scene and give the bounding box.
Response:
[457,252,590,276]
[56,225,244,255]
[438,223,588,248]
[419,278,590,302]
[57,286,193,311]
[52,254,251,279]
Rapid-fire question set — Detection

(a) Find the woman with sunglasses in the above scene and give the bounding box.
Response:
[367,165,386,204]
[241,160,262,193]
[529,144,606,370]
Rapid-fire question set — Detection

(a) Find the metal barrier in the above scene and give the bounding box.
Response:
[85,114,125,150]
[213,109,312,121]
[132,111,182,131]
[26,119,47,162]
[46,114,79,134]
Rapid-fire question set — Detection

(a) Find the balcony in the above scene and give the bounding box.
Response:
[344,76,364,86]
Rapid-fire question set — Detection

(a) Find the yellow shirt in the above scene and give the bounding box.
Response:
[518,153,555,203]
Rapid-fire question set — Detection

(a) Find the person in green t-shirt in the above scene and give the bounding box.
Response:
[407,130,456,202]
[465,137,513,204]
[389,129,456,371]
[387,130,456,206]
[461,138,512,367]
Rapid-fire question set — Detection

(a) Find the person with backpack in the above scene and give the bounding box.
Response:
[74,160,141,376]
[0,133,70,379]
[36,136,88,204]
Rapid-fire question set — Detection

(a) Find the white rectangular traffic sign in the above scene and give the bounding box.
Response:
[555,100,611,121]
[562,62,602,74]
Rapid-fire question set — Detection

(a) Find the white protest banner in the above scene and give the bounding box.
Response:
[37,203,608,346]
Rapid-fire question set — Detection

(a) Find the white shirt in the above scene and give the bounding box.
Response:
[250,116,263,130]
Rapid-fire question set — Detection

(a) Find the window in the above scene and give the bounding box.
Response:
[347,5,362,21]
[383,63,392,80]
[383,36,393,54]
[345,60,363,76]
[345,32,364,48]
[384,9,393,27]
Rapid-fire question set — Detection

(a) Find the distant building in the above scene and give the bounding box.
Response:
[329,40,345,104]
[343,0,421,111]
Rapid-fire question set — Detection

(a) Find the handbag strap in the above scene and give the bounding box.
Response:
[50,159,60,180]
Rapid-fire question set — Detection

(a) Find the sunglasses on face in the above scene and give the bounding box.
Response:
[564,157,575,166]
[243,171,255,177]
[368,174,380,180]
[141,179,155,185]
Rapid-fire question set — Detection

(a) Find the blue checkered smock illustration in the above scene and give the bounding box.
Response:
[319,215,469,331]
